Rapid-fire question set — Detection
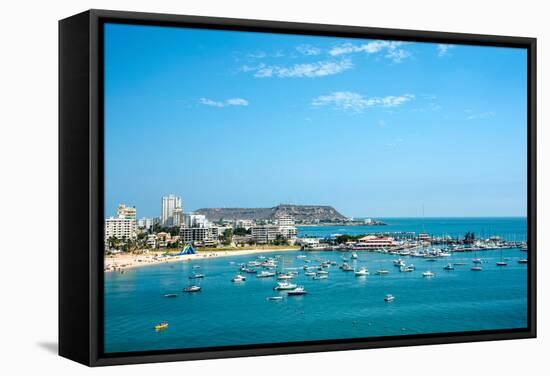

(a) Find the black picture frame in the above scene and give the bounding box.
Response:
[59,9,537,367]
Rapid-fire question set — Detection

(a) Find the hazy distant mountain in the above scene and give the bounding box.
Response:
[195,204,348,223]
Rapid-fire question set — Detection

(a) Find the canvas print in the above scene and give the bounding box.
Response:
[103,23,528,354]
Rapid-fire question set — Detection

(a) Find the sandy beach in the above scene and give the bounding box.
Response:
[104,247,301,272]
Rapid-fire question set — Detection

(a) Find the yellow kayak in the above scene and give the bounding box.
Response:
[155,322,168,331]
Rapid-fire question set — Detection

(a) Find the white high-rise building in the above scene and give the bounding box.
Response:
[161,194,182,226]
[183,212,208,228]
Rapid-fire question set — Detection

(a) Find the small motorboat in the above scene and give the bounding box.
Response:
[266,296,284,301]
[443,263,454,270]
[189,273,205,279]
[518,259,528,264]
[496,261,508,266]
[164,293,178,298]
[422,271,435,277]
[304,271,316,277]
[384,294,395,302]
[472,258,482,264]
[351,253,358,259]
[273,282,297,290]
[471,266,483,271]
[232,274,246,282]
[287,287,308,296]
[183,285,201,292]
[453,262,467,266]
[154,322,168,331]
[355,267,369,276]
[376,269,389,275]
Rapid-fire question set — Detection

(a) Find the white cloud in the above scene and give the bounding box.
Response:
[244,59,353,78]
[437,44,454,57]
[466,111,495,120]
[312,91,415,112]
[200,97,249,108]
[296,45,321,56]
[329,40,411,63]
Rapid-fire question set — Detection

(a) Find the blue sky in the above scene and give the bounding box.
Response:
[104,23,527,219]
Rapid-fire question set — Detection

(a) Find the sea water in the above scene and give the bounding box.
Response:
[104,217,528,353]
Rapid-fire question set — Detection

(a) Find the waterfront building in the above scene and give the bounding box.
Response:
[251,225,280,244]
[180,227,209,243]
[356,235,396,249]
[296,238,320,247]
[105,216,137,241]
[146,234,157,248]
[161,194,182,226]
[276,214,298,243]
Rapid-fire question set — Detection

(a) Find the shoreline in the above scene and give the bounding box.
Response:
[104,247,301,272]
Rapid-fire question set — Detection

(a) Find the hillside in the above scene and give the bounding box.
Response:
[195,204,348,223]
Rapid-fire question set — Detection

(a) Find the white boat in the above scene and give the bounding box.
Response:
[231,274,246,282]
[400,265,414,272]
[313,274,328,280]
[351,253,358,259]
[273,282,297,290]
[341,263,354,272]
[304,271,316,277]
[473,258,482,264]
[266,296,283,301]
[376,269,389,275]
[496,261,508,266]
[440,252,452,257]
[257,271,276,278]
[471,266,483,271]
[316,270,329,275]
[384,294,395,302]
[355,267,369,276]
[287,287,308,295]
[422,271,435,277]
[183,285,201,292]
[277,273,294,280]
[518,259,528,264]
[443,263,454,270]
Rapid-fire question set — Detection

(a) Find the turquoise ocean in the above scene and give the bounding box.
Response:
[104,217,528,353]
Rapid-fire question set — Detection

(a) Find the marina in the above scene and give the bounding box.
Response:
[106,229,527,353]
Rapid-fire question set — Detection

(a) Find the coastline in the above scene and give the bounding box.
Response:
[104,246,301,272]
